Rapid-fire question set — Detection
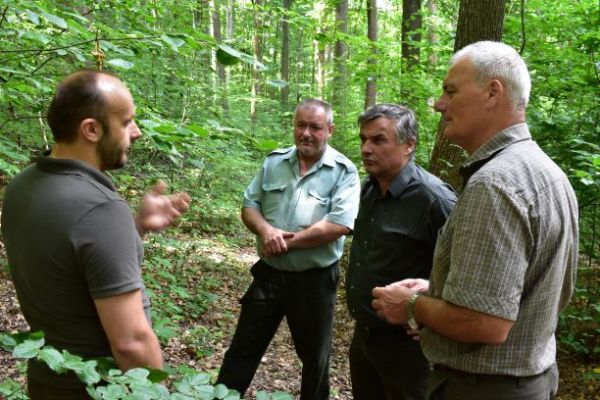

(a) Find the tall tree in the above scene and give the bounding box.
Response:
[365,0,378,109]
[280,0,292,108]
[250,0,263,127]
[211,0,228,112]
[401,0,422,69]
[428,0,507,189]
[332,0,349,151]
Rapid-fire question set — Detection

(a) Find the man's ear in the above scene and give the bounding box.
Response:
[80,118,102,143]
[487,79,505,104]
[328,123,335,137]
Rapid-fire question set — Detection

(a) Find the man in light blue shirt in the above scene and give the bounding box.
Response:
[217,99,360,400]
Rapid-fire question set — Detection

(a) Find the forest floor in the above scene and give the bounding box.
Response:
[1,238,599,399]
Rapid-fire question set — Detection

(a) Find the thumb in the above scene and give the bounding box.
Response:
[151,180,168,195]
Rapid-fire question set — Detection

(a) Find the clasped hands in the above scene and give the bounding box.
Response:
[135,180,191,236]
[258,226,295,258]
[372,278,429,337]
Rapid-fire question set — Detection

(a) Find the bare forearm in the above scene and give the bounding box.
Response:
[241,207,271,236]
[416,295,513,344]
[111,330,163,370]
[286,220,349,249]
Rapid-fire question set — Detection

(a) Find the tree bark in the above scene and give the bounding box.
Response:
[211,0,228,112]
[365,0,378,109]
[401,0,422,69]
[251,0,262,128]
[429,0,506,189]
[332,0,349,151]
[280,0,291,107]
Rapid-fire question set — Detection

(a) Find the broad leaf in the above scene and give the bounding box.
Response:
[106,59,134,69]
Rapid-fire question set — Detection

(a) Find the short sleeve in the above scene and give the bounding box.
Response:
[72,200,143,299]
[242,168,263,209]
[324,166,360,229]
[442,180,530,321]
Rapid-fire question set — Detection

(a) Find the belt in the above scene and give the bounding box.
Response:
[432,364,547,385]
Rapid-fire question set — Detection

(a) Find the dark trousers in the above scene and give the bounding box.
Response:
[427,363,559,400]
[217,260,339,400]
[28,376,92,400]
[349,323,429,400]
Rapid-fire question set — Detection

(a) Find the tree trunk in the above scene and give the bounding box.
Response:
[365,0,378,109]
[211,0,228,112]
[280,0,291,108]
[429,0,506,189]
[401,0,422,69]
[251,0,262,128]
[331,0,348,151]
[427,0,439,66]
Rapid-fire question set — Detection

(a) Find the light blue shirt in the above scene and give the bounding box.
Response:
[243,145,360,271]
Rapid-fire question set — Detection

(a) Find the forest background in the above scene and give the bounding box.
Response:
[0,0,598,399]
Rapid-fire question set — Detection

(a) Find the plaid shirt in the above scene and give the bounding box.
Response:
[421,123,579,376]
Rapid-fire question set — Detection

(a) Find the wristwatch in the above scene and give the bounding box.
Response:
[407,292,421,330]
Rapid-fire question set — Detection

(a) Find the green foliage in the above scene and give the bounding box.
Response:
[0,332,292,399]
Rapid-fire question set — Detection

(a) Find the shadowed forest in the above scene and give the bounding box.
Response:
[0,0,598,398]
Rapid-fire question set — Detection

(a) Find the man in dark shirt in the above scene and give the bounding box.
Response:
[346,104,456,400]
[2,70,190,398]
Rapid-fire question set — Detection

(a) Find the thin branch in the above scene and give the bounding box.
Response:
[0,36,162,54]
[0,5,8,29]
[31,55,60,75]
[519,0,526,54]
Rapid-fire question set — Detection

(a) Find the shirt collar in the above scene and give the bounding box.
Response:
[37,156,116,191]
[286,144,335,169]
[464,123,531,168]
[366,160,416,198]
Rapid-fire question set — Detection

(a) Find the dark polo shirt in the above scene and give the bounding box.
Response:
[2,157,147,388]
[346,161,457,331]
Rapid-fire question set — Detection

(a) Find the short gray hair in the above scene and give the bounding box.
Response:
[358,104,418,158]
[452,41,531,111]
[295,99,333,125]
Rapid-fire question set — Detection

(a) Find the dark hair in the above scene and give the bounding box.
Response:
[46,70,117,143]
[294,99,334,125]
[358,104,418,157]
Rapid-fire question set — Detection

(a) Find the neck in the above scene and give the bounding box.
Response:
[51,142,102,171]
[466,112,526,155]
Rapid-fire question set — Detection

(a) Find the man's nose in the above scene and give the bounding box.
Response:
[130,120,142,140]
[433,98,445,112]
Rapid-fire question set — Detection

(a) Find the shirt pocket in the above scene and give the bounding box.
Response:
[261,182,287,218]
[298,189,331,228]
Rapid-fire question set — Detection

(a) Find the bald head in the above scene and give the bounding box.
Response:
[47,70,129,143]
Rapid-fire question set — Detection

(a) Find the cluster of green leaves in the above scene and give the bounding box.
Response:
[0,332,292,400]
[502,0,600,361]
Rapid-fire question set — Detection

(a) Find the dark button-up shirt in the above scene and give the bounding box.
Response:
[346,161,457,330]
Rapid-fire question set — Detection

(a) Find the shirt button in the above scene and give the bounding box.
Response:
[363,241,367,245]
[370,218,374,222]
[356,262,360,266]
[350,285,354,290]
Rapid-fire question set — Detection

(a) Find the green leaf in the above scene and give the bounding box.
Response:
[106,59,135,70]
[13,338,45,358]
[0,333,17,351]
[186,124,210,138]
[76,360,101,385]
[26,10,40,25]
[256,391,270,400]
[217,46,241,66]
[257,139,279,151]
[43,12,67,29]
[38,347,66,373]
[266,80,288,88]
[125,367,151,380]
[162,35,186,52]
[213,383,230,399]
[271,391,294,400]
[146,367,170,383]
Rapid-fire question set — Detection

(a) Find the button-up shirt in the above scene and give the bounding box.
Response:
[421,123,579,376]
[346,161,456,329]
[244,145,360,271]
